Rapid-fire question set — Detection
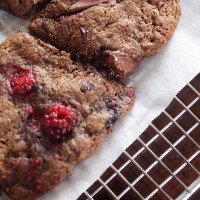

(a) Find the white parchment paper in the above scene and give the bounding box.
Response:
[0,0,200,199]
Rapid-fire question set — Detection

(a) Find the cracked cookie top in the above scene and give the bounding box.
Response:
[0,0,50,18]
[29,0,181,79]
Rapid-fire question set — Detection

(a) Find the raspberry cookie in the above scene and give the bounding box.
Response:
[0,32,135,200]
[0,0,50,18]
[29,0,181,79]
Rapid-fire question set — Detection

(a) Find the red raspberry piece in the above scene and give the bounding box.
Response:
[31,159,41,169]
[26,175,34,185]
[126,88,135,98]
[35,183,47,193]
[27,106,34,115]
[59,15,65,21]
[43,104,77,141]
[10,69,36,95]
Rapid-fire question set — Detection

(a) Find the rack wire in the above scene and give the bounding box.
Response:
[78,74,200,200]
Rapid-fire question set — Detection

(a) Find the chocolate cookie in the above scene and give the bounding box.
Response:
[0,32,135,200]
[29,0,181,79]
[0,0,50,18]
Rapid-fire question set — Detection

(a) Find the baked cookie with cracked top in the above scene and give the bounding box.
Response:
[0,0,50,18]
[0,32,135,200]
[29,0,181,79]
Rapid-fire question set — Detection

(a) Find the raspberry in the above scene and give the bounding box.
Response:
[27,106,34,115]
[31,159,41,169]
[10,69,36,95]
[26,173,35,185]
[35,183,47,193]
[126,88,135,98]
[43,104,77,141]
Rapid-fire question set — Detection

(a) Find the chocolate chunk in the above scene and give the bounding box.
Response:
[103,50,143,79]
[107,100,118,110]
[105,113,119,128]
[80,83,96,92]
[69,0,107,13]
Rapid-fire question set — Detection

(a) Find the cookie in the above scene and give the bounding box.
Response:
[0,32,135,200]
[29,0,181,79]
[0,0,50,18]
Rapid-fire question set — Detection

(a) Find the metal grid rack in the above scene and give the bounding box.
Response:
[78,73,200,200]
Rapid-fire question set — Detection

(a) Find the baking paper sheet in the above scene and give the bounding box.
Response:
[0,0,199,199]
